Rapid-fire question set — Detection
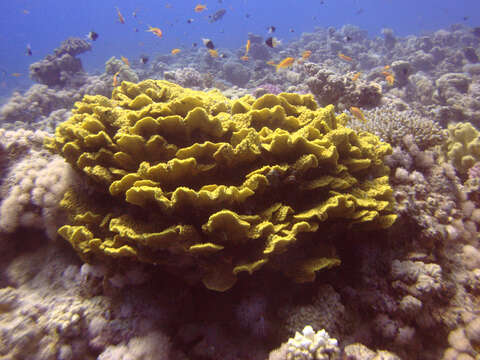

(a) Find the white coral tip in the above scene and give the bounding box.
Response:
[302,325,315,337]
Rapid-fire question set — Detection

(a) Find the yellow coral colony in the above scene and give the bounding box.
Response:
[48,80,396,291]
[444,122,480,175]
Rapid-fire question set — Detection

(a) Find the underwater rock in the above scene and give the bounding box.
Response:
[223,61,251,87]
[463,47,479,63]
[29,37,91,87]
[164,67,204,88]
[54,37,91,57]
[305,63,382,109]
[391,60,412,87]
[382,28,397,50]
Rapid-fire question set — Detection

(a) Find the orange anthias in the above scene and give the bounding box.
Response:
[276,57,295,71]
[338,53,353,62]
[147,26,163,38]
[350,106,366,123]
[302,50,312,59]
[115,7,125,24]
[194,4,207,12]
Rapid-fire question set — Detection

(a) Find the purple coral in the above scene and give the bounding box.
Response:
[258,83,282,95]
[468,162,480,180]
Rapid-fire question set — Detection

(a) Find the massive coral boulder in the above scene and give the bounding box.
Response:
[304,63,382,110]
[48,80,396,291]
[29,37,91,87]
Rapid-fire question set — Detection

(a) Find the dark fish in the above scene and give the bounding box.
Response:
[220,53,227,58]
[209,9,226,23]
[245,13,250,18]
[265,37,281,48]
[267,26,276,33]
[87,31,99,41]
[463,16,469,21]
[356,8,364,15]
[134,28,139,32]
[473,27,480,37]
[26,44,32,56]
[289,28,295,33]
[187,18,194,23]
[344,35,352,41]
[0,68,6,81]
[202,38,215,50]
[192,42,198,47]
[139,55,149,64]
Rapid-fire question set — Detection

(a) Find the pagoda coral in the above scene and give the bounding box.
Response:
[48,80,396,291]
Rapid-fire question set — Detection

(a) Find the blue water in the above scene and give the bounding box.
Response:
[0,0,478,93]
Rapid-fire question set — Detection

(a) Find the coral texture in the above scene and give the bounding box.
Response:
[444,122,480,175]
[351,104,446,151]
[48,80,396,291]
[29,37,91,87]
[304,63,382,110]
[0,129,76,240]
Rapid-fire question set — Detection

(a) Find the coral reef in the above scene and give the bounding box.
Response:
[254,83,283,97]
[29,37,91,87]
[0,242,185,360]
[0,85,80,126]
[0,129,76,240]
[350,104,446,150]
[223,61,251,87]
[104,56,140,84]
[304,63,382,110]
[268,326,340,360]
[444,122,480,175]
[48,80,396,292]
[164,67,205,88]
[4,20,480,360]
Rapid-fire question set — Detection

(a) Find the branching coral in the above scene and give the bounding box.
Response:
[350,104,446,151]
[48,80,396,291]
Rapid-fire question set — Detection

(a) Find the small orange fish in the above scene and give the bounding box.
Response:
[384,65,390,70]
[338,53,353,62]
[22,9,30,15]
[115,7,125,24]
[171,48,181,55]
[208,49,219,58]
[302,50,312,59]
[240,55,249,61]
[121,56,130,67]
[381,71,392,77]
[11,73,22,77]
[113,71,120,87]
[352,72,362,81]
[386,74,395,86]
[350,106,366,123]
[194,4,207,12]
[276,57,295,71]
[266,60,276,66]
[245,39,251,55]
[147,26,163,38]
